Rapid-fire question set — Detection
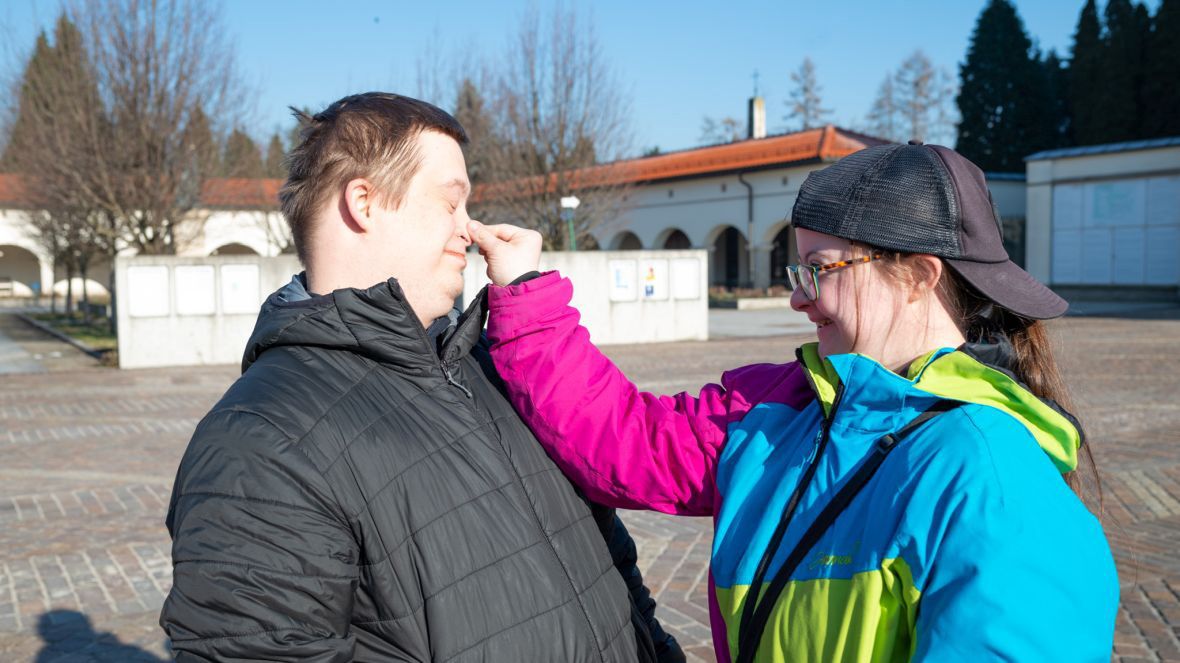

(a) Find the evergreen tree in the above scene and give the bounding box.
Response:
[1069,0,1105,146]
[1,33,53,170]
[264,133,285,178]
[453,78,493,184]
[1042,50,1072,148]
[1099,0,1143,142]
[1133,3,1153,137]
[1142,0,1180,137]
[955,0,1049,171]
[182,105,219,180]
[221,128,264,178]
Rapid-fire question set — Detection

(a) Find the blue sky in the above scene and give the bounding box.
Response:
[0,0,1155,156]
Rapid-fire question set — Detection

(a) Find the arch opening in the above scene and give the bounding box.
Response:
[770,225,797,288]
[661,229,691,250]
[710,226,749,287]
[0,244,44,298]
[209,243,260,256]
[609,231,642,251]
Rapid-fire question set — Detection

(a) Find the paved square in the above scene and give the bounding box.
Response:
[1,308,1178,662]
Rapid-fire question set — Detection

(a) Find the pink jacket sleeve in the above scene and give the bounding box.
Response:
[486,271,791,516]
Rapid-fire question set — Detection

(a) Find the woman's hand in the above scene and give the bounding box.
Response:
[468,221,543,286]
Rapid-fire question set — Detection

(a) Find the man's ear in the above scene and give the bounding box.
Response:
[342,178,378,233]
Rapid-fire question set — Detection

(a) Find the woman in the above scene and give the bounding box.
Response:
[468,142,1118,662]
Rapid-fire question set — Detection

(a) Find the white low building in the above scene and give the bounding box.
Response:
[0,175,288,302]
[1025,137,1180,300]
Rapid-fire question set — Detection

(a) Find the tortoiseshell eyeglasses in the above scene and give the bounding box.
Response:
[785,253,884,301]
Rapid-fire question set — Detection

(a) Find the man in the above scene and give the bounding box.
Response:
[160,92,682,662]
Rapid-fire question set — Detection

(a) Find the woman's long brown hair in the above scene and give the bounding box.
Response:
[874,249,1101,510]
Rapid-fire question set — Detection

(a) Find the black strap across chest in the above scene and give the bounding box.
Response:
[733,399,962,663]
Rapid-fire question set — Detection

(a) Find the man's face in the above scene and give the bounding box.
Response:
[374,130,473,324]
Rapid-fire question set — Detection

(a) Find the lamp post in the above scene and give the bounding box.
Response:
[560,195,580,251]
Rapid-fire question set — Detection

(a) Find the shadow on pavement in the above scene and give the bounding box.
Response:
[34,610,169,663]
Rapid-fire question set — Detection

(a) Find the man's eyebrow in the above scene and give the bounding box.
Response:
[441,179,470,196]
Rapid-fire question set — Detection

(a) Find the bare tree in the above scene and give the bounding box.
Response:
[699,116,744,144]
[867,74,902,142]
[70,0,248,255]
[453,77,495,184]
[893,50,957,144]
[864,52,957,145]
[4,16,115,319]
[221,128,264,178]
[5,1,249,329]
[786,57,832,130]
[473,6,634,250]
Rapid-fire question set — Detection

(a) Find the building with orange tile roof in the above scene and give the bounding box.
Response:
[0,108,1029,297]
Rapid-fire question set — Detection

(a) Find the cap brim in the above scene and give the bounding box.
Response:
[945,258,1068,320]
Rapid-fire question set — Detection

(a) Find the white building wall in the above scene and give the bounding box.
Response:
[463,250,709,346]
[988,179,1027,219]
[596,165,818,288]
[1027,144,1180,291]
[596,166,1033,289]
[0,208,54,295]
[198,210,287,257]
[115,254,301,369]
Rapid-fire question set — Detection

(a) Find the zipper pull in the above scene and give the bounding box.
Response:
[443,365,473,399]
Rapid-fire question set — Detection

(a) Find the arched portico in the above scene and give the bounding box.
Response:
[706,224,749,287]
[210,242,260,256]
[655,228,692,250]
[0,244,45,298]
[200,211,278,257]
[767,222,797,287]
[50,277,111,302]
[609,231,643,251]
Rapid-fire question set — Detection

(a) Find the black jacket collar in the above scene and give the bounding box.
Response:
[242,274,488,375]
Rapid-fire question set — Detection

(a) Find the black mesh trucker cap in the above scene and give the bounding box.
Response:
[791,141,1067,320]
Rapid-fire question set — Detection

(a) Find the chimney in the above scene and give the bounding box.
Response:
[748,96,766,139]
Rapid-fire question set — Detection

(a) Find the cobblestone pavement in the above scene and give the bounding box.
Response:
[0,309,1178,662]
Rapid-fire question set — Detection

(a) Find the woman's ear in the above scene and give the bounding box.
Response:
[342,178,376,233]
[909,254,944,303]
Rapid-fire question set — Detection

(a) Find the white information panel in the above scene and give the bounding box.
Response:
[639,259,669,300]
[1088,180,1144,228]
[221,264,261,315]
[175,265,216,316]
[608,260,637,301]
[671,259,701,300]
[127,265,170,318]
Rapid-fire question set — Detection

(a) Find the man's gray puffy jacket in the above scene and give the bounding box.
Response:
[160,276,681,662]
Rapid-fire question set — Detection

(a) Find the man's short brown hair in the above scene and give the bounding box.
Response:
[279,92,468,264]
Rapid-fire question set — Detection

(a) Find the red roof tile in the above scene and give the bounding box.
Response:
[618,125,886,184]
[199,178,283,208]
[0,174,283,209]
[471,125,889,202]
[0,174,30,207]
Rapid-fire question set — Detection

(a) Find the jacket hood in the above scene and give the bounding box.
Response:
[241,273,488,374]
[797,340,1083,473]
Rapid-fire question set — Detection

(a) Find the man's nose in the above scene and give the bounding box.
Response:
[457,216,474,247]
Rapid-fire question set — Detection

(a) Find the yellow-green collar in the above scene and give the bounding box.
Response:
[796,342,1081,473]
